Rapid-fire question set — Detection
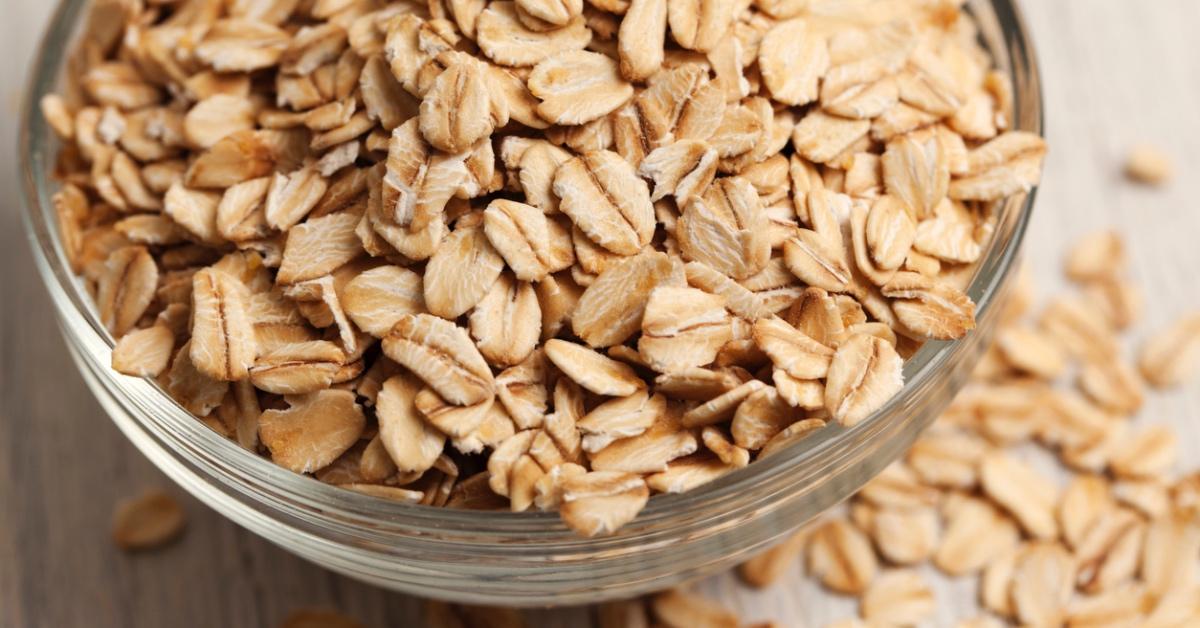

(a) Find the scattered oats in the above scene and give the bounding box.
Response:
[869,505,940,566]
[1011,542,1075,627]
[856,462,939,510]
[739,529,809,588]
[651,588,739,628]
[995,325,1067,380]
[980,451,1059,539]
[1065,230,1126,282]
[807,518,878,595]
[1058,474,1114,551]
[1109,424,1178,480]
[1138,313,1200,388]
[859,570,935,626]
[279,609,365,628]
[1141,511,1200,596]
[1125,144,1173,185]
[1078,359,1144,416]
[1073,507,1145,593]
[111,489,186,551]
[934,496,1019,576]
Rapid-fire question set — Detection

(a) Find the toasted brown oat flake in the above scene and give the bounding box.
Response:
[190,267,257,382]
[111,325,175,377]
[97,246,159,337]
[259,390,365,474]
[111,489,186,551]
[280,608,367,628]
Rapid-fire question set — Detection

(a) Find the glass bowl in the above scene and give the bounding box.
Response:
[19,0,1042,607]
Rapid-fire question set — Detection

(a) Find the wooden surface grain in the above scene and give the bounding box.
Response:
[2,1,1199,626]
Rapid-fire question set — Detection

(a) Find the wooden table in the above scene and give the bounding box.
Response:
[2,1,1198,626]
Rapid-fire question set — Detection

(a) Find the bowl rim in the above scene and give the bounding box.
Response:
[19,0,1043,547]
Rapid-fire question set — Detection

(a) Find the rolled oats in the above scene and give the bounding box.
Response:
[259,389,366,474]
[1124,144,1173,186]
[111,489,186,551]
[59,0,1044,538]
[859,570,935,626]
[807,518,878,595]
[559,470,649,536]
[111,325,175,377]
[529,51,633,126]
[824,334,904,426]
[980,451,1059,539]
[651,588,739,628]
[1011,542,1075,627]
[1138,313,1200,388]
[382,314,495,406]
[739,528,809,588]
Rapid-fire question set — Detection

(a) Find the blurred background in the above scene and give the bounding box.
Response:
[1,1,1197,626]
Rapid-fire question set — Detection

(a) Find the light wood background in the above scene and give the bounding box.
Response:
[2,1,1198,626]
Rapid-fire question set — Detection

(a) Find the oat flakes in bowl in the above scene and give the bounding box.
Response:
[22,0,1043,603]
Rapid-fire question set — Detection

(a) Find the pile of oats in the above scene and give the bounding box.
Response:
[734,232,1200,627]
[47,0,1045,536]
